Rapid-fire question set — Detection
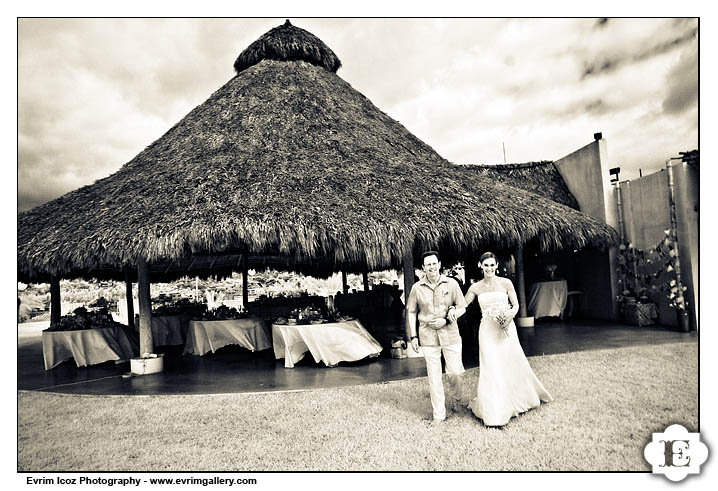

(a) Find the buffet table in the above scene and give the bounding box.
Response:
[151,314,192,346]
[527,280,568,319]
[42,326,138,370]
[183,318,272,356]
[271,319,382,368]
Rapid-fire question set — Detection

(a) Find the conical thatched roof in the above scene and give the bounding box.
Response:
[456,161,580,209]
[17,20,617,282]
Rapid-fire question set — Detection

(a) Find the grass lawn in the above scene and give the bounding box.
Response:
[18,341,697,471]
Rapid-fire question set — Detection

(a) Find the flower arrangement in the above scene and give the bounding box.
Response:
[486,306,511,338]
[153,298,207,316]
[196,305,250,321]
[44,306,125,332]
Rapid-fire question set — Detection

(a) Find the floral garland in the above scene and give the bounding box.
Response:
[616,229,688,309]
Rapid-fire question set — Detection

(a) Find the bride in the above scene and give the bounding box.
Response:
[464,251,552,426]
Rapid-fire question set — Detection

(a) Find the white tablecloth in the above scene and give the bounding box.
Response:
[272,319,383,368]
[527,280,568,318]
[117,298,139,325]
[42,326,138,370]
[183,318,272,356]
[151,314,192,346]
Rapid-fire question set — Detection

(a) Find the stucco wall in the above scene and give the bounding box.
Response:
[678,163,699,326]
[619,162,698,328]
[554,139,620,320]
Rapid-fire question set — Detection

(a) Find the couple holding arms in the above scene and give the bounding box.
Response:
[406,250,553,426]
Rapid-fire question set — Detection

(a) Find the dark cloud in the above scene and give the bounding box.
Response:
[584,99,609,115]
[581,25,697,80]
[663,47,698,115]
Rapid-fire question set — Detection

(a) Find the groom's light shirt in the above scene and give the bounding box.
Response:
[407,275,467,346]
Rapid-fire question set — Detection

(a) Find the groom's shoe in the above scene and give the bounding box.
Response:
[423,414,445,424]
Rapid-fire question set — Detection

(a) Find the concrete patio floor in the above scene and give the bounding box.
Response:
[17,318,697,396]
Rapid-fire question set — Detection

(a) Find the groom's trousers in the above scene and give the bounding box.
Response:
[422,343,464,421]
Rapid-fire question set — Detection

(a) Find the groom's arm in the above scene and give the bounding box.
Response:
[406,286,420,352]
[450,279,467,320]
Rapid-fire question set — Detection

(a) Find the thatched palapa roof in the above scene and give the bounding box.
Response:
[456,161,580,210]
[17,20,617,282]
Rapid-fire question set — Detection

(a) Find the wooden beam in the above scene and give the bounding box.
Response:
[515,244,528,318]
[50,275,61,328]
[402,252,414,307]
[137,257,154,355]
[362,269,370,292]
[125,269,135,330]
[402,252,414,339]
[242,251,249,308]
[342,271,349,294]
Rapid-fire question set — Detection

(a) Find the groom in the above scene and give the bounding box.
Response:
[406,250,467,422]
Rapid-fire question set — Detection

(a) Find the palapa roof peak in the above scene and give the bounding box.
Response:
[234,19,342,74]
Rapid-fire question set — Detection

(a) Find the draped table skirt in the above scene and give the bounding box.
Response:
[271,319,382,368]
[527,280,568,319]
[42,326,138,370]
[183,318,272,356]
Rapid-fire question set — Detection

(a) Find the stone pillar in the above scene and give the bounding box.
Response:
[137,257,153,355]
[514,245,534,328]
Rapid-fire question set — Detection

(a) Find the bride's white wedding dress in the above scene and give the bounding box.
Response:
[468,291,553,426]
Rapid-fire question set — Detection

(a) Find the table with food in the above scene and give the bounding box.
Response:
[42,307,139,370]
[150,299,207,346]
[271,307,383,368]
[183,305,272,356]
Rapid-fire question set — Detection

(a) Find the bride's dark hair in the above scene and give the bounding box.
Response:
[479,251,498,264]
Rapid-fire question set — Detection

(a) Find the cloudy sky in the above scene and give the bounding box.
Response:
[17,17,698,212]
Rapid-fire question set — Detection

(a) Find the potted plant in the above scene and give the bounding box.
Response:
[668,283,690,332]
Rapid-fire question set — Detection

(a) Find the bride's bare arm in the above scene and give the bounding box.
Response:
[464,284,477,306]
[505,279,520,317]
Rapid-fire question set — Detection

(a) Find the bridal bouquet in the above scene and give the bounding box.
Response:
[486,306,512,338]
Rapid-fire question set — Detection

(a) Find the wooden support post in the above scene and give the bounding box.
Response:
[342,271,349,294]
[50,275,61,328]
[137,257,154,355]
[125,269,135,330]
[242,251,249,308]
[515,244,528,318]
[362,269,370,292]
[402,253,415,305]
[402,252,414,338]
